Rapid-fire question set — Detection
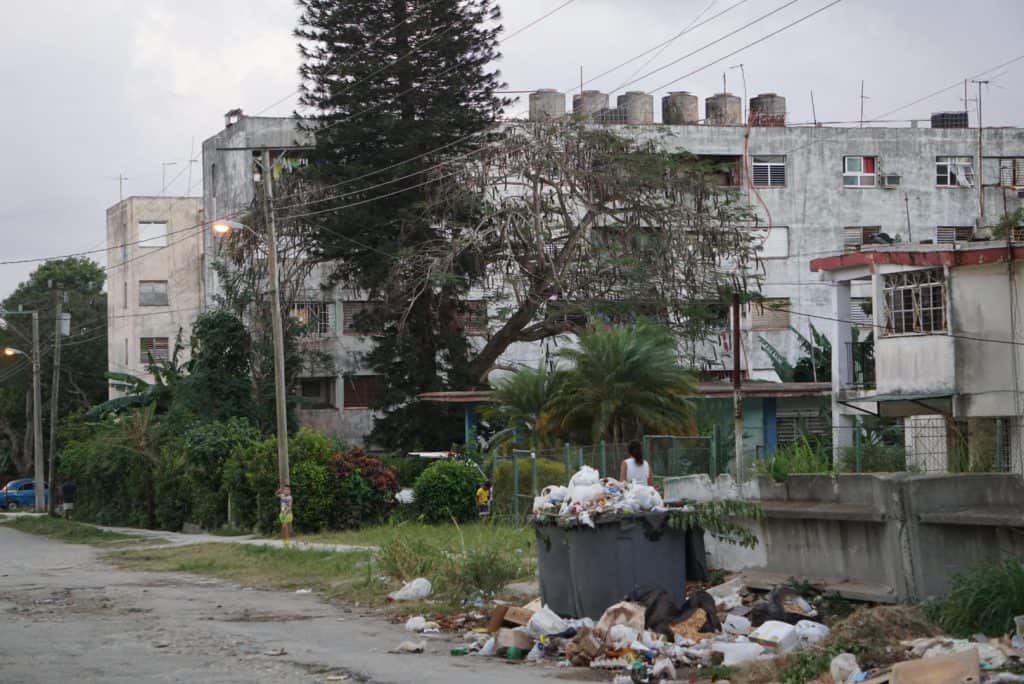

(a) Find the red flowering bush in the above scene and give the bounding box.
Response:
[326,448,398,528]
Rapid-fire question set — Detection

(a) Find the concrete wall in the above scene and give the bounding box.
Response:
[106,196,203,392]
[665,472,1024,601]
[876,334,956,396]
[951,261,1024,418]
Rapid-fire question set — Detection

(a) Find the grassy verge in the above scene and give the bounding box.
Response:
[110,543,380,601]
[108,520,537,613]
[4,515,148,547]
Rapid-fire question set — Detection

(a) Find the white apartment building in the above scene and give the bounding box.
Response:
[109,93,1024,445]
[105,196,203,390]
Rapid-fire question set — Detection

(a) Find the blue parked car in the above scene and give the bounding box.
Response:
[0,479,48,510]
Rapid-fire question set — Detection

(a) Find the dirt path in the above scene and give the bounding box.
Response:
[0,526,579,683]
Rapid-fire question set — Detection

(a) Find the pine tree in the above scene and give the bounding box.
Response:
[295,0,507,448]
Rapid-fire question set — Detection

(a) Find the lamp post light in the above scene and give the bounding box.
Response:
[211,216,290,490]
[1,310,44,511]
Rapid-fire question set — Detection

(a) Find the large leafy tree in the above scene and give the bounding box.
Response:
[294,0,507,449]
[548,320,698,444]
[0,258,106,475]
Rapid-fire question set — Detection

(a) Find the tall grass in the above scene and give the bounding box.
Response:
[752,435,832,481]
[926,560,1024,636]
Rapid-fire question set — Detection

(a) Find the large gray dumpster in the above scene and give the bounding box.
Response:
[535,512,707,619]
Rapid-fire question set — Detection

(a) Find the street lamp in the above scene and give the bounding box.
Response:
[0,312,44,512]
[211,216,290,490]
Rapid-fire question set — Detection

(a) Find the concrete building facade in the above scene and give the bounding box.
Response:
[813,243,1024,474]
[105,196,203,390]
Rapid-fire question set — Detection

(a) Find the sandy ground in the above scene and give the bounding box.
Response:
[0,526,587,683]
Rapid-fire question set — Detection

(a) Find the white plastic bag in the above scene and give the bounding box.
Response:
[525,642,545,662]
[608,624,639,649]
[475,637,496,657]
[568,483,604,505]
[541,485,568,503]
[569,465,600,487]
[405,615,427,632]
[526,605,569,638]
[388,577,432,601]
[629,485,663,510]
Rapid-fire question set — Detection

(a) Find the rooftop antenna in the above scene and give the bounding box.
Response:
[186,136,199,196]
[859,80,870,127]
[161,162,178,196]
[110,173,129,201]
[730,64,746,122]
[810,89,818,126]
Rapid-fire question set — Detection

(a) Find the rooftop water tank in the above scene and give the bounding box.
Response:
[529,89,566,121]
[662,92,699,125]
[749,93,786,127]
[573,90,609,119]
[705,93,741,126]
[616,91,654,124]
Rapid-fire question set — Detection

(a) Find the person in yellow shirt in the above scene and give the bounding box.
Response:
[476,480,492,518]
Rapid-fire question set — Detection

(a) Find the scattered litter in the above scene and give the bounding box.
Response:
[795,619,830,645]
[891,647,980,683]
[387,578,432,602]
[295,588,312,594]
[533,467,666,525]
[450,647,469,656]
[476,637,496,657]
[324,676,348,682]
[395,488,414,504]
[651,656,676,681]
[525,605,569,638]
[706,577,746,612]
[607,623,639,649]
[263,648,288,657]
[750,619,799,653]
[671,608,713,642]
[906,637,1009,670]
[829,652,861,684]
[564,627,604,666]
[495,627,535,654]
[723,613,752,636]
[711,640,765,666]
[392,641,426,654]
[988,674,1024,684]
[595,601,646,638]
[505,645,524,661]
[525,642,545,662]
[405,616,427,632]
[590,656,631,670]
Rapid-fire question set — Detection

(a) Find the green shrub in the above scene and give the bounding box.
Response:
[326,448,398,528]
[754,435,832,481]
[380,453,430,487]
[839,443,907,473]
[182,418,261,530]
[413,460,482,523]
[492,457,566,514]
[926,560,1024,636]
[153,450,192,531]
[291,460,332,533]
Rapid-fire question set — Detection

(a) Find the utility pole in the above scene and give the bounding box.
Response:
[161,162,178,195]
[31,312,43,512]
[732,291,743,485]
[111,174,129,201]
[810,90,818,126]
[859,81,869,128]
[47,290,64,514]
[972,79,989,221]
[262,149,290,487]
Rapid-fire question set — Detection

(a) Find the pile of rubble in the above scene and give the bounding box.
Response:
[532,466,666,527]
[426,579,833,679]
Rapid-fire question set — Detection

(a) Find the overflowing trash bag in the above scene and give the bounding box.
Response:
[533,466,666,527]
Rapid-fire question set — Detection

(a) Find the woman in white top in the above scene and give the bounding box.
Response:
[619,440,653,486]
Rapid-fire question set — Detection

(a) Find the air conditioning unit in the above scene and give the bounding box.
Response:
[880,174,902,188]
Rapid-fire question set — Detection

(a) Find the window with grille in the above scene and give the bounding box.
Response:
[843,156,876,187]
[297,377,335,409]
[140,337,169,362]
[776,410,830,444]
[750,298,790,330]
[936,156,975,187]
[752,156,786,187]
[343,375,384,409]
[342,301,381,335]
[999,159,1024,188]
[291,301,335,335]
[462,301,488,336]
[139,281,168,307]
[936,226,974,244]
[883,269,946,335]
[844,226,881,252]
[138,221,168,248]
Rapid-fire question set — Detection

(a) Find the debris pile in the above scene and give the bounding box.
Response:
[531,466,666,527]
[443,578,835,678]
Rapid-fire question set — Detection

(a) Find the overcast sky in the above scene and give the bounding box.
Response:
[1,0,1022,296]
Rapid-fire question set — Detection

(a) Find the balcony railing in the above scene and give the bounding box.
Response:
[846,340,876,389]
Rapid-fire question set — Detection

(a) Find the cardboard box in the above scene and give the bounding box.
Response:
[495,627,535,654]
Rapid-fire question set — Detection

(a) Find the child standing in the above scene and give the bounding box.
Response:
[475,480,492,518]
[275,485,293,546]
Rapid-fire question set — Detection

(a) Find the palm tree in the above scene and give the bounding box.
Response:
[549,320,697,444]
[483,363,564,450]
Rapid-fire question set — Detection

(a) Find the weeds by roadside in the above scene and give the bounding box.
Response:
[4,516,147,546]
[926,559,1024,637]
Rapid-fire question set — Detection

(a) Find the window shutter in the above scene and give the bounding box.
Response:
[770,164,786,186]
[752,164,770,186]
[844,227,863,252]
[1015,159,1024,186]
[849,298,872,326]
[1001,159,1015,187]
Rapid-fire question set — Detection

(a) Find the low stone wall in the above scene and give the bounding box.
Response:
[664,472,1024,601]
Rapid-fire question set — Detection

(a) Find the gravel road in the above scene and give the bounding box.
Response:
[0,526,585,683]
